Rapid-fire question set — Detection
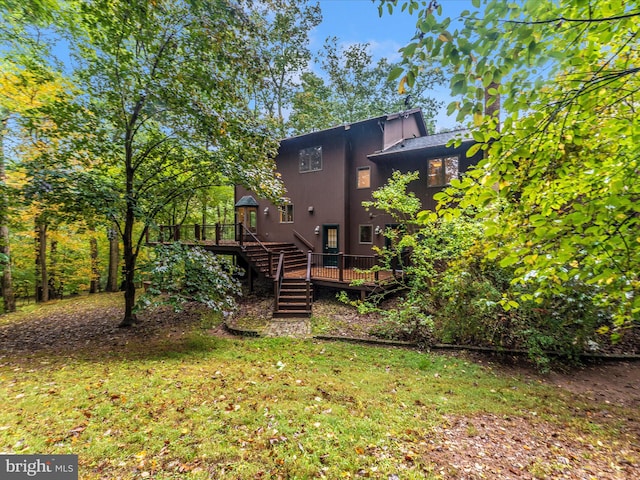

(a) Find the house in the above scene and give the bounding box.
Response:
[234,108,480,259]
[152,108,480,316]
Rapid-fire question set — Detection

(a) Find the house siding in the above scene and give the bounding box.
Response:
[235,109,477,257]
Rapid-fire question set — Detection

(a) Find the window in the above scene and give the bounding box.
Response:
[357,166,371,189]
[427,155,459,187]
[279,204,294,223]
[299,145,322,173]
[359,225,373,244]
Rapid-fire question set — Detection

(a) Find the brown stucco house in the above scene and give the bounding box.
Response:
[235,108,479,260]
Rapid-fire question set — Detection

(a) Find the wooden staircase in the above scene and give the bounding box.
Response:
[241,242,313,318]
[273,277,313,318]
[242,242,307,278]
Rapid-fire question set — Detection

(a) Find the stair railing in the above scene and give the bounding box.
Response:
[274,251,285,312]
[305,250,312,311]
[237,222,276,275]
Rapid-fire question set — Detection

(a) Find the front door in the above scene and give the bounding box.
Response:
[322,225,339,267]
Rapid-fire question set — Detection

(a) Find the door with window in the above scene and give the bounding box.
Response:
[322,225,339,267]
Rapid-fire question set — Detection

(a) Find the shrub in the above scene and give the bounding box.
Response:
[136,243,242,314]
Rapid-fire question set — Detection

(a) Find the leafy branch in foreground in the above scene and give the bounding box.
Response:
[137,243,242,314]
[382,0,640,336]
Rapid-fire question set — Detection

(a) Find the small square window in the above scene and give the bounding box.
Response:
[279,204,294,223]
[357,166,371,189]
[299,146,322,173]
[428,155,459,187]
[359,225,373,244]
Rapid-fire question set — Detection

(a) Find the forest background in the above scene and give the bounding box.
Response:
[1,0,638,366]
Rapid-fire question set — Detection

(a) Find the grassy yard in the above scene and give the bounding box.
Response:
[0,294,638,479]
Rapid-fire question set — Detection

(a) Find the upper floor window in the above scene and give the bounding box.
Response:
[279,203,294,223]
[299,146,322,173]
[357,166,371,189]
[427,155,459,187]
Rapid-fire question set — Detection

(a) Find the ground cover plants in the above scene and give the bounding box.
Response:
[0,293,638,479]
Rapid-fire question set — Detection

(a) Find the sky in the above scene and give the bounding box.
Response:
[309,0,474,130]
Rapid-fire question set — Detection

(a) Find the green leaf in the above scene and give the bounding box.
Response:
[388,66,405,82]
[465,142,483,158]
[471,130,485,143]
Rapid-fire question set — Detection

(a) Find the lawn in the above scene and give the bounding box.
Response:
[0,293,638,479]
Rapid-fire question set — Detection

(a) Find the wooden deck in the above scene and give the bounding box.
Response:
[147,224,400,295]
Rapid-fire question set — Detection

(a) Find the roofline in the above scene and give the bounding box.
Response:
[281,108,426,143]
[366,128,473,160]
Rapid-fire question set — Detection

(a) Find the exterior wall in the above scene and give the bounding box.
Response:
[372,141,481,212]
[236,127,350,253]
[382,112,425,150]
[235,110,476,257]
[346,122,384,256]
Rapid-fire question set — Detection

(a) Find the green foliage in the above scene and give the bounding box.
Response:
[137,243,242,314]
[382,0,640,336]
[363,170,422,227]
[358,171,619,368]
[247,0,322,136]
[288,39,444,135]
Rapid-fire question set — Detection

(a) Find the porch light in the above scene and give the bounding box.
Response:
[308,206,314,214]
[374,226,382,235]
[263,207,269,215]
[314,226,320,235]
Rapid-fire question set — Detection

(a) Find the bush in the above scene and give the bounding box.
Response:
[136,243,242,314]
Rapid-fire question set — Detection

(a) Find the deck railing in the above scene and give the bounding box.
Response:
[274,251,285,312]
[148,225,390,286]
[151,223,242,245]
[309,252,380,283]
[305,251,312,310]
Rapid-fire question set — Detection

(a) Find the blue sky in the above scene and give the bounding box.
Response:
[310,0,473,130]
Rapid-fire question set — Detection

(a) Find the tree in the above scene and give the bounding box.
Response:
[42,0,283,327]
[248,0,322,136]
[288,39,444,134]
[383,0,640,336]
[0,111,14,312]
[288,72,342,135]
[0,62,71,309]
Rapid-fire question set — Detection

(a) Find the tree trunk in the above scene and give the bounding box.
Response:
[35,218,48,302]
[0,224,15,313]
[0,113,15,313]
[119,203,137,327]
[119,95,145,327]
[89,225,100,294]
[106,224,120,292]
[50,239,58,299]
[119,120,138,327]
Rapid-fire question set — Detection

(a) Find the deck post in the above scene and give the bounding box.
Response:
[238,223,244,246]
[268,251,273,277]
[374,254,379,282]
[173,225,180,241]
[194,224,201,241]
[215,223,221,245]
[338,252,344,282]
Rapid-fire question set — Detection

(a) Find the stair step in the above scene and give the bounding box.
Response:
[273,310,312,318]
